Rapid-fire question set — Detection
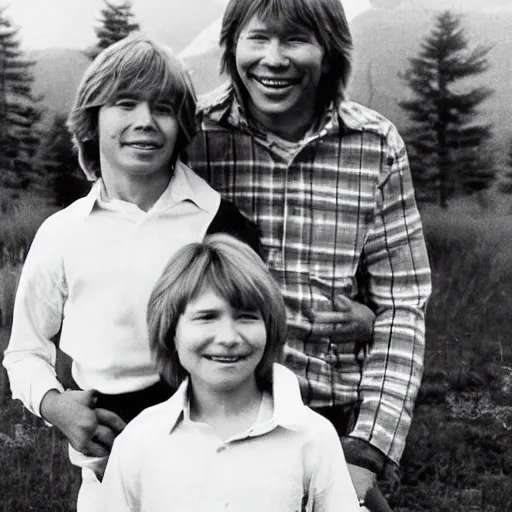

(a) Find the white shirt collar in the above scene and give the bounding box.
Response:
[76,160,219,218]
[164,364,306,435]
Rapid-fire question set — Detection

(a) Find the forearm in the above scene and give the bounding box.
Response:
[351,301,427,463]
[3,346,64,417]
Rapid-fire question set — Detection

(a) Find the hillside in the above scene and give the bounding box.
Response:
[349,9,512,150]
[30,49,91,121]
[28,7,512,153]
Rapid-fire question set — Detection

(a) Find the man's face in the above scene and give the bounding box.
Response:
[235,16,327,136]
[98,91,179,182]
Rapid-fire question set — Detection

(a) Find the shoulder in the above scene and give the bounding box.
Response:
[298,407,342,444]
[197,82,232,117]
[196,83,236,132]
[26,195,93,261]
[338,100,405,151]
[114,399,178,449]
[37,197,88,230]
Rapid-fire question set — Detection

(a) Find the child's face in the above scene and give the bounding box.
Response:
[98,91,179,181]
[174,286,267,393]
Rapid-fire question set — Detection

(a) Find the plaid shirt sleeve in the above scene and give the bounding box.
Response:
[349,124,432,464]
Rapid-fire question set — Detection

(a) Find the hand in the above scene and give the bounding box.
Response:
[40,389,126,457]
[308,295,375,346]
[347,464,377,503]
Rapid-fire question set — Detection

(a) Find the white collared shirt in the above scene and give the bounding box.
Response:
[102,364,361,512]
[3,161,220,416]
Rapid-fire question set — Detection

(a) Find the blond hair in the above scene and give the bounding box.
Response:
[67,33,197,180]
[147,234,287,390]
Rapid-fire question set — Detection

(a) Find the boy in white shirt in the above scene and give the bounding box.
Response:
[102,234,362,512]
[3,34,259,511]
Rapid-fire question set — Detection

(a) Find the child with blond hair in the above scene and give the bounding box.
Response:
[3,34,259,511]
[102,234,362,512]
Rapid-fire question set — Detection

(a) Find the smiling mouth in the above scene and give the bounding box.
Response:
[204,355,248,363]
[252,76,300,89]
[124,142,163,150]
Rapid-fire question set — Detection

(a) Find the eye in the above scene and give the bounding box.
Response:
[246,33,269,43]
[237,311,262,321]
[154,103,174,115]
[287,35,311,44]
[113,98,137,109]
[193,311,219,322]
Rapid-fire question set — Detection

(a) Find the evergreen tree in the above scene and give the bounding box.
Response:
[499,142,512,195]
[40,116,90,207]
[88,0,140,59]
[400,11,494,208]
[0,7,41,189]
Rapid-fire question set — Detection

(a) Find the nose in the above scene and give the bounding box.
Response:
[214,317,240,347]
[132,102,157,131]
[261,39,289,68]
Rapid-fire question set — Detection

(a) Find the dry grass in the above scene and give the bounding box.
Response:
[2,198,512,510]
[388,204,512,511]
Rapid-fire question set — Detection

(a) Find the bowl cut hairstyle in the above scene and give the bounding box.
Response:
[67,33,197,180]
[220,0,353,104]
[147,234,287,391]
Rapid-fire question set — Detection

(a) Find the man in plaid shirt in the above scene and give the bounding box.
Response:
[186,0,432,504]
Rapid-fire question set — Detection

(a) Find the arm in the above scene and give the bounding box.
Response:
[3,221,67,415]
[347,125,431,468]
[2,220,125,457]
[102,435,139,512]
[307,421,361,512]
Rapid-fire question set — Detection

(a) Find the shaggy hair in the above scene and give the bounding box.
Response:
[147,234,287,391]
[67,33,196,180]
[219,0,352,103]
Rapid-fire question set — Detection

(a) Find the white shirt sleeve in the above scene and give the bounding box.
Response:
[2,219,67,417]
[306,420,362,512]
[102,435,139,512]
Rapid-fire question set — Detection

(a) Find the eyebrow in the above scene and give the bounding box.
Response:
[112,91,173,105]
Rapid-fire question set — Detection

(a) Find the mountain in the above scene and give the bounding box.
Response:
[30,49,91,121]
[349,9,512,149]
[134,0,226,53]
[28,7,512,153]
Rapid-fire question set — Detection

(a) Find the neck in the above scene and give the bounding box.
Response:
[101,169,172,212]
[249,105,316,142]
[189,377,262,423]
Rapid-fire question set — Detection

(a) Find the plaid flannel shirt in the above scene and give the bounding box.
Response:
[186,84,431,465]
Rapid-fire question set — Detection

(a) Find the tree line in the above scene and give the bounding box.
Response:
[0,2,510,208]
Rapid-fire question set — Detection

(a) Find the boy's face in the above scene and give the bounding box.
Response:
[174,287,267,395]
[235,15,327,133]
[98,92,179,181]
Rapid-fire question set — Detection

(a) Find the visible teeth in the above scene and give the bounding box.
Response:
[207,356,242,363]
[257,78,295,88]
[129,143,158,149]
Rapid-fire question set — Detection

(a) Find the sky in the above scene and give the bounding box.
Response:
[5,0,510,52]
[5,0,373,51]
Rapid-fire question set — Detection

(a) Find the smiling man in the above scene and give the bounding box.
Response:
[186,0,432,507]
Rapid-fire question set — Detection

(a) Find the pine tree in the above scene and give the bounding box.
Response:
[0,7,41,189]
[40,116,90,207]
[400,11,494,208]
[499,142,512,195]
[88,0,140,59]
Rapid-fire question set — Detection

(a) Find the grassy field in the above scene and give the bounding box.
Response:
[1,199,512,511]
